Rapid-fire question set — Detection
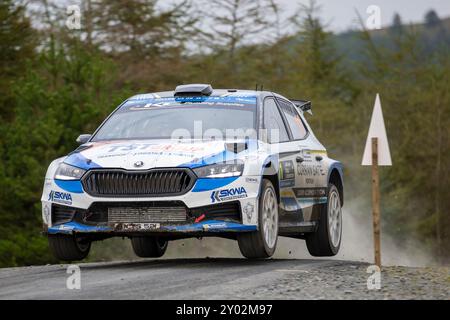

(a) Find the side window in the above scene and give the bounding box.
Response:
[278,99,308,140]
[263,98,289,143]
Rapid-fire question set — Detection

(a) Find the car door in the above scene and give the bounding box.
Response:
[276,98,319,225]
[262,97,303,227]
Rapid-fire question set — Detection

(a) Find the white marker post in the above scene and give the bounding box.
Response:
[362,94,392,268]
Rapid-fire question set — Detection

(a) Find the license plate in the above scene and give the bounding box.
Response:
[115,223,161,231]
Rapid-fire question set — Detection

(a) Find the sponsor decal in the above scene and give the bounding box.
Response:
[243,202,255,220]
[202,223,228,231]
[311,150,328,156]
[43,204,51,225]
[58,224,74,231]
[301,149,313,161]
[279,160,295,188]
[115,223,161,231]
[48,190,73,205]
[106,143,206,154]
[293,187,327,198]
[280,160,295,180]
[210,187,247,203]
[94,143,209,160]
[296,164,326,177]
[245,177,259,183]
[124,96,257,110]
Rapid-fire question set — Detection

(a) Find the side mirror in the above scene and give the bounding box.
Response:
[76,134,92,144]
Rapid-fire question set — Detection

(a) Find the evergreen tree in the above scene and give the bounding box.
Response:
[0,0,36,120]
[424,10,441,28]
[200,0,276,63]
[92,0,196,56]
[392,13,403,34]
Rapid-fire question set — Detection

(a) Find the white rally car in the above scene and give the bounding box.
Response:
[41,84,343,261]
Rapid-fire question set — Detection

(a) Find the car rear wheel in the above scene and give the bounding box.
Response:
[131,237,168,258]
[306,183,342,256]
[237,179,278,259]
[48,234,91,261]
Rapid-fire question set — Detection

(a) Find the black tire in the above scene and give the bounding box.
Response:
[237,179,278,259]
[131,237,168,258]
[48,234,91,261]
[306,184,342,256]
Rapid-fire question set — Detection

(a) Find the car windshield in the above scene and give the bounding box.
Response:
[91,96,257,141]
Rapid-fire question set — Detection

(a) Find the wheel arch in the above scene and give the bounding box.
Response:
[328,163,344,206]
[261,158,280,203]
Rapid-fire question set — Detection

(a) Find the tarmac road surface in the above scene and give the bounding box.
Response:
[0,258,448,299]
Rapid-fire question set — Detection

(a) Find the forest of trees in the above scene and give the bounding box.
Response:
[0,0,449,267]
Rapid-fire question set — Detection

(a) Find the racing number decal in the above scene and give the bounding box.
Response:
[279,160,295,188]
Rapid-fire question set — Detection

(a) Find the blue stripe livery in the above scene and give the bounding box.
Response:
[179,150,239,169]
[54,179,84,193]
[192,177,238,192]
[64,152,101,170]
[48,222,112,234]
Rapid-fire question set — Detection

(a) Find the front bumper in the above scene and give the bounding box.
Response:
[41,175,261,236]
[46,220,257,236]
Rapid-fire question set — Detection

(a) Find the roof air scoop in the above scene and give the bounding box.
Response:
[174,84,213,97]
[225,142,248,154]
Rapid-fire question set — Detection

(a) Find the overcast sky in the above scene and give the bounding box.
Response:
[276,0,450,32]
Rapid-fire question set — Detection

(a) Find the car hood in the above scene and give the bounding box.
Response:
[63,139,258,170]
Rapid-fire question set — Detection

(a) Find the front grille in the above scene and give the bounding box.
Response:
[82,168,195,197]
[52,204,78,225]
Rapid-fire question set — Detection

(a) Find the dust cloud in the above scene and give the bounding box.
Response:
[164,198,437,267]
[334,199,436,267]
[277,198,437,267]
[90,199,436,267]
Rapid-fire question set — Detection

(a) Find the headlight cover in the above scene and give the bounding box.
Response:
[54,163,86,180]
[193,160,244,178]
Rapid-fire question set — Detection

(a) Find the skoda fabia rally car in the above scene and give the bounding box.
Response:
[41,84,343,260]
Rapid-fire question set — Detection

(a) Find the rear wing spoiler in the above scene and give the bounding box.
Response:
[290,99,312,115]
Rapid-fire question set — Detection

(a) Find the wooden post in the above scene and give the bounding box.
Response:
[371,137,381,268]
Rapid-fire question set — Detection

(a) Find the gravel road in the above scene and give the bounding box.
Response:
[0,258,448,300]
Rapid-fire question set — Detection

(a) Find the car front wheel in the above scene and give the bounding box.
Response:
[237,179,278,259]
[131,237,168,258]
[48,234,91,261]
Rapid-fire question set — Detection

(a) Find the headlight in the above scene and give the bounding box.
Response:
[193,160,244,178]
[54,163,86,180]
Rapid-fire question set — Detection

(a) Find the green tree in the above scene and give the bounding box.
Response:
[0,0,36,120]
[424,10,441,28]
[202,0,273,58]
[0,38,130,267]
[93,0,196,56]
[391,13,403,35]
